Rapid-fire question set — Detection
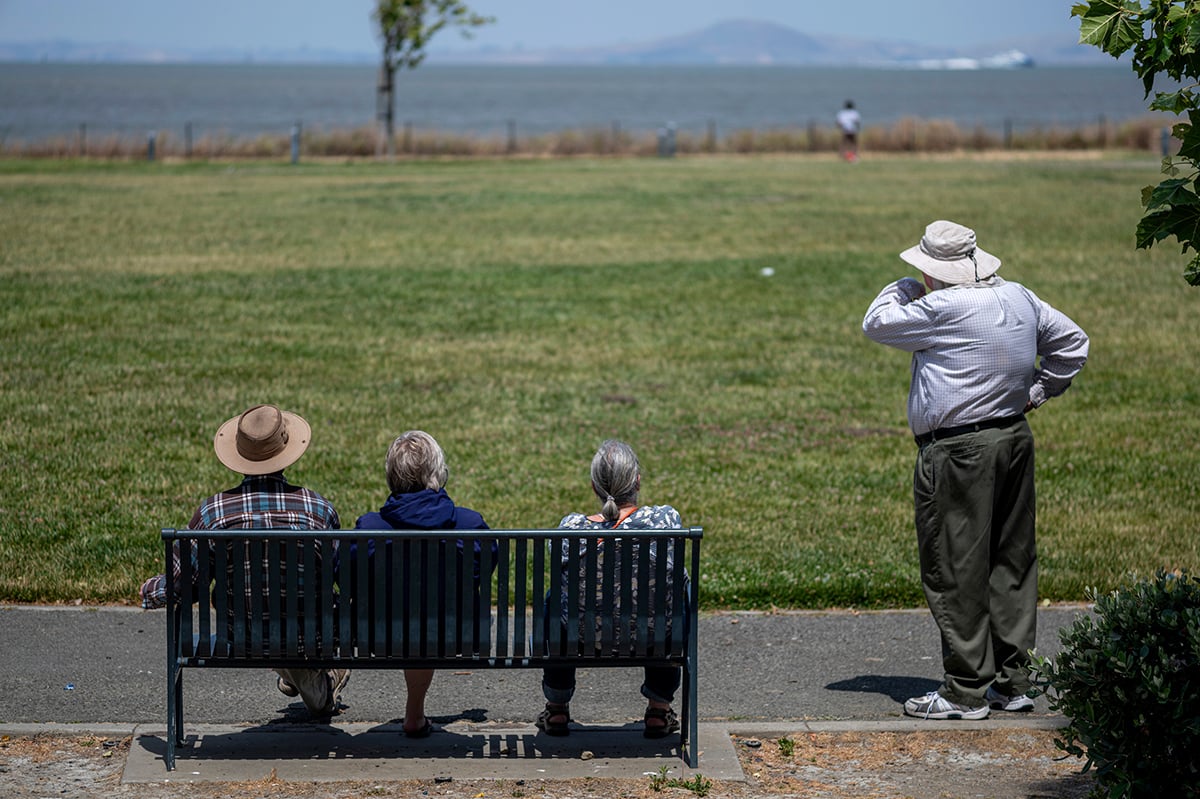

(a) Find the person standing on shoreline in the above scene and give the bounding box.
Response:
[862,220,1088,720]
[836,99,861,162]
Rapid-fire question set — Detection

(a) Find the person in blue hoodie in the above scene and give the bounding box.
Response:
[348,430,493,738]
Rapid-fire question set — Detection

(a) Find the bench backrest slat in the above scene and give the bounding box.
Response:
[532,539,547,659]
[478,540,493,658]
[212,543,226,657]
[267,543,281,657]
[512,537,528,659]
[562,536,578,657]
[321,545,335,658]
[248,540,263,656]
[178,541,194,657]
[196,539,212,656]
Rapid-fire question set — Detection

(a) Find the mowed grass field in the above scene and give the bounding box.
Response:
[2,153,1198,607]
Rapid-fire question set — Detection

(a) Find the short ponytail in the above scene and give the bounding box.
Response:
[590,440,640,522]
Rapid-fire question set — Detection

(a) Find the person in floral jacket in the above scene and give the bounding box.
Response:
[534,439,687,740]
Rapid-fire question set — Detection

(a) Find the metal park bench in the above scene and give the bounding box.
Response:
[160,526,703,770]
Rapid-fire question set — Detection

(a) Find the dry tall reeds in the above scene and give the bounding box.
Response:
[0,117,1174,160]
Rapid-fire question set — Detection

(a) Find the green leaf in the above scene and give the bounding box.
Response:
[1075,0,1144,56]
[1142,178,1200,211]
[1152,89,1193,114]
[1137,199,1200,249]
[1185,253,1200,285]
[1176,116,1200,161]
[1187,16,1200,51]
[1137,204,1200,251]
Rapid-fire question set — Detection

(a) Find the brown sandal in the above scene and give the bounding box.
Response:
[643,705,680,739]
[535,702,571,736]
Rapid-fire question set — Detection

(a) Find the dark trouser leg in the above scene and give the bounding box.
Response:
[914,424,1036,705]
[542,666,576,705]
[641,665,682,704]
[988,423,1038,696]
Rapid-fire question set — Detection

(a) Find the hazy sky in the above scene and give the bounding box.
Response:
[0,0,1081,54]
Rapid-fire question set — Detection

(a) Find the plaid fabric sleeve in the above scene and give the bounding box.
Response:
[139,540,190,610]
[139,574,168,609]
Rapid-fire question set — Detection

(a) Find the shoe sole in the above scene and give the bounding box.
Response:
[988,700,1034,712]
[904,705,990,720]
[643,726,680,739]
[986,690,1034,712]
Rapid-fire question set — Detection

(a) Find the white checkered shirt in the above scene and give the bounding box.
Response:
[862,277,1089,437]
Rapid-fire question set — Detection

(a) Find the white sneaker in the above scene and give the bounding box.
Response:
[329,668,351,709]
[279,668,334,716]
[904,691,989,720]
[986,686,1035,712]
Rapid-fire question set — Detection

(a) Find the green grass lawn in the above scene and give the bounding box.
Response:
[2,153,1198,607]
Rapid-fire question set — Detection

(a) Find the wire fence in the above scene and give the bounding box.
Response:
[0,114,1177,161]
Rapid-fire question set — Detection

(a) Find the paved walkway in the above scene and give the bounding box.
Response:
[0,603,1090,785]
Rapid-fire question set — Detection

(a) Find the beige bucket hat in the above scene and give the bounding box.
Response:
[213,404,311,475]
[899,220,1001,284]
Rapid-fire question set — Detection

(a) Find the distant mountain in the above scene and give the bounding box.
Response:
[0,19,1115,67]
[443,19,1117,68]
[438,20,962,66]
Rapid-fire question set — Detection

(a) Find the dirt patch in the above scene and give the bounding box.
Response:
[0,729,1094,799]
[730,729,1095,799]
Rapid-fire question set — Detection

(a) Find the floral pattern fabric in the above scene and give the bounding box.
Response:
[555,505,686,650]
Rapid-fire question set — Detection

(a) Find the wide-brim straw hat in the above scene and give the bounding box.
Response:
[213,404,311,475]
[899,220,1001,284]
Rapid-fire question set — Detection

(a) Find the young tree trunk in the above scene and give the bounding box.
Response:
[376,63,396,160]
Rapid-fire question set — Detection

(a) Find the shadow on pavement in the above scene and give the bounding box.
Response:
[824,674,939,703]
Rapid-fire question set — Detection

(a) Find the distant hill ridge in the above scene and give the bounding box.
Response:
[0,18,1110,66]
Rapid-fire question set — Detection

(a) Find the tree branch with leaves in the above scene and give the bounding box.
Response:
[1074,0,1200,283]
[373,0,493,158]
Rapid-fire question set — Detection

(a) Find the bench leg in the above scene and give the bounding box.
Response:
[683,658,699,768]
[166,661,182,771]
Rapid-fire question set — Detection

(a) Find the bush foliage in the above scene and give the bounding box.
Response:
[1032,569,1200,799]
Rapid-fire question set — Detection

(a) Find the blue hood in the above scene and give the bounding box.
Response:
[356,488,488,531]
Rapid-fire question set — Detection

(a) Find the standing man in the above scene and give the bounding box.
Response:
[836,99,861,162]
[862,220,1088,720]
[140,404,348,717]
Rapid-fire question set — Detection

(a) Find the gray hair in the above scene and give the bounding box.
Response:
[385,430,449,494]
[924,273,995,292]
[590,439,641,522]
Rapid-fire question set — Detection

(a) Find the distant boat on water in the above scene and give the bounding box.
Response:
[911,49,1036,71]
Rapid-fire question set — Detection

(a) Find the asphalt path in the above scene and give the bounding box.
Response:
[0,603,1087,727]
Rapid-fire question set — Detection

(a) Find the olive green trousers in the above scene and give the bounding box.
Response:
[913,419,1038,705]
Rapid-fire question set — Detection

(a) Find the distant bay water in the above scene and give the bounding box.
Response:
[0,62,1170,143]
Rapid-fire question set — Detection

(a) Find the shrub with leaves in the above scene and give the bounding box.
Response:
[1073,1,1200,284]
[1031,569,1200,798]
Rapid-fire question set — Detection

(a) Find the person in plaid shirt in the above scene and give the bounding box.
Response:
[139,404,346,717]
